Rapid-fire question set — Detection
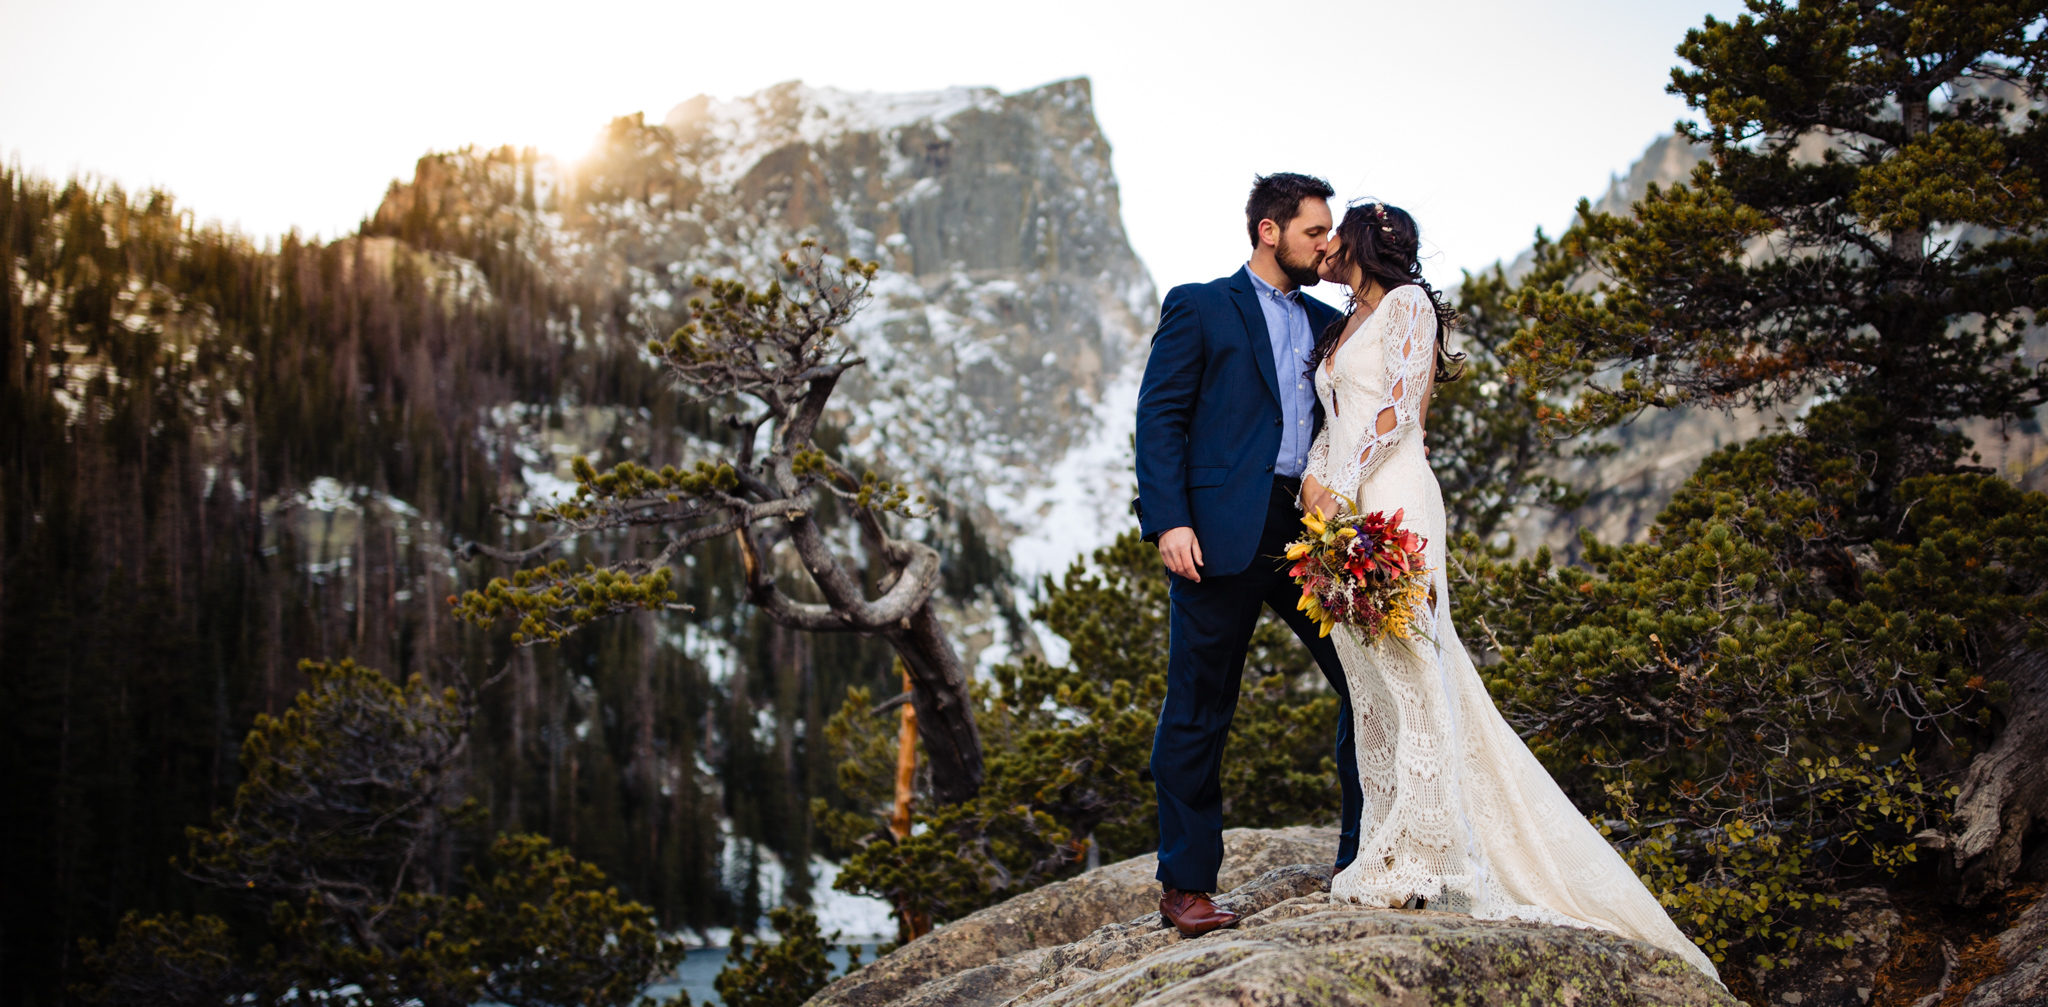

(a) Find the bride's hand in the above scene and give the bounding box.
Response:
[1300,475,1336,519]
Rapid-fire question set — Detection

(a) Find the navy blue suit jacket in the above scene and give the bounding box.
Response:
[1135,267,1342,578]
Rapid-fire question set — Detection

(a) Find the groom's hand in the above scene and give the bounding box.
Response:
[1158,527,1204,582]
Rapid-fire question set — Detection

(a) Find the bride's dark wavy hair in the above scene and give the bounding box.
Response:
[1305,201,1464,383]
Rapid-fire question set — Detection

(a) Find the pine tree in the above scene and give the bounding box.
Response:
[1514,0,2048,491]
[710,905,849,1007]
[77,660,688,1007]
[454,244,988,804]
[1431,262,1588,541]
[1457,0,2048,968]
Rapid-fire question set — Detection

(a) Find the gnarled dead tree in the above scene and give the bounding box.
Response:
[454,244,984,802]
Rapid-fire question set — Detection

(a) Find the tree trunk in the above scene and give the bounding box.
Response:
[884,600,984,805]
[1947,618,2048,905]
[889,665,932,942]
[890,665,917,841]
[1891,94,1930,265]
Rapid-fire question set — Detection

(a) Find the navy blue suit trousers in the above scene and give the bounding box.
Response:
[1150,479,1362,892]
[1136,267,1363,891]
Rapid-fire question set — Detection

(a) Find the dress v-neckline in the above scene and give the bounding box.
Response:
[1323,299,1378,376]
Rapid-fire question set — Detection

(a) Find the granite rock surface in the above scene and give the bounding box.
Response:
[807,826,1340,1007]
[810,827,1736,1007]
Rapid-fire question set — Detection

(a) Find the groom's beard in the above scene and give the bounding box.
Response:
[1277,239,1323,287]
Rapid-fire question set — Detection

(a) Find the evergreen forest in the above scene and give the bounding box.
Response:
[0,162,925,1003]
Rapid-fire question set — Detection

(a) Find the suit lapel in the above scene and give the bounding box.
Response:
[1228,267,1282,406]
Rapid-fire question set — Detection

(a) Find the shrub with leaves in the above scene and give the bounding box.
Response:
[458,834,688,1007]
[76,913,265,1007]
[183,659,476,930]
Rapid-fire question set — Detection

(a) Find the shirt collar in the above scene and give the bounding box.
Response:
[1245,264,1298,303]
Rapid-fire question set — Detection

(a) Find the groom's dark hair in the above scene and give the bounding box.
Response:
[1245,173,1335,247]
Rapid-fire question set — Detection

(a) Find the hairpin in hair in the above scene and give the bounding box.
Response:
[1350,197,1396,232]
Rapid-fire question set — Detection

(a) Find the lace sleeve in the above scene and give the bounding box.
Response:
[1331,287,1435,506]
[1297,425,1333,512]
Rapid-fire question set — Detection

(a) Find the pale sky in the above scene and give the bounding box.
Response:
[1,0,1740,300]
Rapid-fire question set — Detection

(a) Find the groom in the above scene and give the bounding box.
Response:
[1134,173,1363,937]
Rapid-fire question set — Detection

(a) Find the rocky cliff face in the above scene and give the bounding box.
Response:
[372,78,1154,594]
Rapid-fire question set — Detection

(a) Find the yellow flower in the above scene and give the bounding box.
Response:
[1284,541,1312,561]
[1338,527,1358,539]
[1302,512,1327,536]
[1297,592,1333,636]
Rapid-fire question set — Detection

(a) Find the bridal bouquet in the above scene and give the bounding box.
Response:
[1285,501,1432,641]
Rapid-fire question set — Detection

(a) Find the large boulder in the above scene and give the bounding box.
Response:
[999,886,1732,1006]
[810,827,1736,1006]
[808,826,1340,1007]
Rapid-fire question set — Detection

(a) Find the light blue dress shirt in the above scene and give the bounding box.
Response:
[1246,266,1317,478]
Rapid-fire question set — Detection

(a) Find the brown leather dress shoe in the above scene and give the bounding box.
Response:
[1160,887,1239,937]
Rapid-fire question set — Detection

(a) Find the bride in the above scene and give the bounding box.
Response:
[1296,200,1720,982]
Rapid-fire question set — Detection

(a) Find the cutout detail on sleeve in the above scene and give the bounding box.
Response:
[1323,286,1435,507]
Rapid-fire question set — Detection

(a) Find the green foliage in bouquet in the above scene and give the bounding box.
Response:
[816,531,1344,936]
[77,660,686,1006]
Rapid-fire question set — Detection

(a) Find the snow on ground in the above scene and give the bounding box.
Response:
[996,363,1142,582]
[702,832,895,947]
[806,857,897,941]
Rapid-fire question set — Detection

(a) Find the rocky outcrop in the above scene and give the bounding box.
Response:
[1962,890,2048,1007]
[1004,895,1733,1007]
[809,827,1340,1007]
[812,828,1735,1007]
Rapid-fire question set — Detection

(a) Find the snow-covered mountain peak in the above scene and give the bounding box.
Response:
[663,81,1006,172]
[375,77,1155,594]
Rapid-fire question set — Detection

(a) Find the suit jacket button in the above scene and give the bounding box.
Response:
[1273,418,1282,426]
[1265,464,1274,473]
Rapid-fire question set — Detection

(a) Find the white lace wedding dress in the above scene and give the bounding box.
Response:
[1302,283,1720,982]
